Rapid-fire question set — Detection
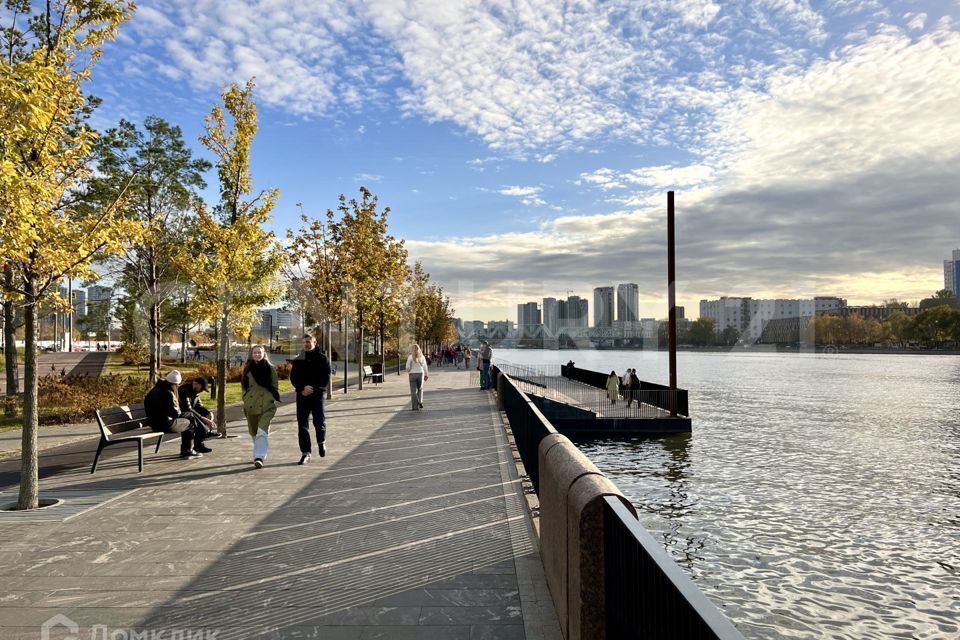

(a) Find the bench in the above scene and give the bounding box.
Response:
[91,402,164,474]
[362,365,384,384]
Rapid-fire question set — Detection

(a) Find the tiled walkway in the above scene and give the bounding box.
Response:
[0,369,561,640]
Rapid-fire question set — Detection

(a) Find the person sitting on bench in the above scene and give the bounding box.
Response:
[178,376,219,438]
[145,370,211,459]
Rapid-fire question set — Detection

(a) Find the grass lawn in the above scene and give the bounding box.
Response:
[102,354,207,378]
[219,379,294,406]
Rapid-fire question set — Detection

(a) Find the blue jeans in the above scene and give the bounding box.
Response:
[481,360,491,389]
[296,392,326,454]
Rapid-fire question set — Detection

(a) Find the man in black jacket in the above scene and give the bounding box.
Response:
[289,334,331,465]
[144,371,210,459]
[178,376,217,437]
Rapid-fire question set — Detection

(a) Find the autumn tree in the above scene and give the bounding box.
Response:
[89,116,210,380]
[327,187,408,390]
[286,209,344,397]
[0,0,137,509]
[190,80,282,434]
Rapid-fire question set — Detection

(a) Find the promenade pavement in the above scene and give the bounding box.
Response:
[0,367,561,640]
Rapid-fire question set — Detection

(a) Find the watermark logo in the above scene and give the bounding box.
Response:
[39,616,219,640]
[42,614,79,640]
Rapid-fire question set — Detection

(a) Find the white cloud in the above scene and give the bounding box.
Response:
[905,12,927,31]
[413,26,960,317]
[499,186,542,198]
[118,0,845,152]
[353,173,383,183]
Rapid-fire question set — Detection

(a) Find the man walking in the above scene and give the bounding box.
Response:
[290,334,331,465]
[478,340,493,390]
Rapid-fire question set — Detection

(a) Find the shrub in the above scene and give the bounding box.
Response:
[196,363,217,379]
[36,374,153,425]
[117,342,149,366]
[276,362,291,380]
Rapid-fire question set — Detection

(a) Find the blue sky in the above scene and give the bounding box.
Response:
[84,0,960,321]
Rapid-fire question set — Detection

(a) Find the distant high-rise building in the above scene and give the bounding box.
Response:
[616,283,639,322]
[675,306,685,320]
[542,297,558,333]
[58,286,86,318]
[944,249,960,296]
[86,285,113,318]
[593,287,614,327]
[517,302,541,329]
[558,295,588,328]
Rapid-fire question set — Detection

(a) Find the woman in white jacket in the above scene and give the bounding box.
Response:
[406,344,429,410]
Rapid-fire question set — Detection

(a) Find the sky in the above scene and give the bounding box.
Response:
[78,0,960,322]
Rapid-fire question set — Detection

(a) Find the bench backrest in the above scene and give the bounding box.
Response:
[363,365,373,375]
[96,403,147,437]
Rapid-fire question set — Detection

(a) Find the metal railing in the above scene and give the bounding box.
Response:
[492,365,557,493]
[604,497,745,639]
[495,360,684,419]
[493,366,744,640]
[561,363,690,417]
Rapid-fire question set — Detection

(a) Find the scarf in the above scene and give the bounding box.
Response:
[243,359,280,401]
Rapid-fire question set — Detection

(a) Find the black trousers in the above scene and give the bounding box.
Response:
[160,416,205,453]
[296,392,326,454]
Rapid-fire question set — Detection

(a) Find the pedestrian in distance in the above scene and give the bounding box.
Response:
[144,370,211,459]
[242,345,280,469]
[629,368,641,408]
[478,340,493,390]
[407,344,429,410]
[606,370,620,404]
[456,347,464,369]
[464,347,472,371]
[289,334,331,465]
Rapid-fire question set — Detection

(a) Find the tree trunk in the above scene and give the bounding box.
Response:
[358,311,364,391]
[148,301,160,382]
[325,318,332,400]
[216,312,229,436]
[380,312,386,382]
[3,268,19,417]
[17,278,39,510]
[180,325,187,364]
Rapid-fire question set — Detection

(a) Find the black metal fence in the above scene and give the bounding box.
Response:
[493,367,744,640]
[604,497,745,639]
[561,363,690,417]
[492,365,556,493]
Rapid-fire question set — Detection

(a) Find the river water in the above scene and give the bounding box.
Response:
[494,348,959,639]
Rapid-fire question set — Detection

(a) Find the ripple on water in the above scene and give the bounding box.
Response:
[501,350,960,640]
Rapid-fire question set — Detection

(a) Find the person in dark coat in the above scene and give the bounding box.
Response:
[289,334,331,465]
[144,370,209,458]
[178,376,217,437]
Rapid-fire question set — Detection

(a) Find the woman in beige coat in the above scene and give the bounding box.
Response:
[242,345,280,468]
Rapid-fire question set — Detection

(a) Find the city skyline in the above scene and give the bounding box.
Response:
[83,2,960,323]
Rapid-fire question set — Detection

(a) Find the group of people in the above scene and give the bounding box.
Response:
[606,368,642,407]
[142,335,495,465]
[143,334,331,468]
[431,345,472,369]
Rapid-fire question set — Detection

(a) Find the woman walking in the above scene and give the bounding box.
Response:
[406,344,429,410]
[606,370,620,404]
[242,344,280,468]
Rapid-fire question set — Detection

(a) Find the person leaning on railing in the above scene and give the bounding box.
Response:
[478,340,493,390]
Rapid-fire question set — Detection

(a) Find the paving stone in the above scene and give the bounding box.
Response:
[0,371,560,639]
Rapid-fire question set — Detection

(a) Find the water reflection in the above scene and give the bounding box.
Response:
[577,433,706,568]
